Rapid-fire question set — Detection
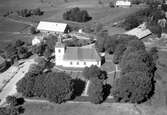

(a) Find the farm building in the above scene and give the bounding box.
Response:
[37,21,71,34]
[125,23,152,39]
[55,39,101,68]
[115,0,131,8]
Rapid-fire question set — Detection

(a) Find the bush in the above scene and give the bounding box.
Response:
[109,1,115,8]
[63,7,92,22]
[30,26,37,34]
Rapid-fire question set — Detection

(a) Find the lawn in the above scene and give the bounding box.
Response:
[22,101,143,115]
[147,50,167,108]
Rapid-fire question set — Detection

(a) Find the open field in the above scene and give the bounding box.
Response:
[0,0,145,49]
[0,19,29,32]
[22,102,138,115]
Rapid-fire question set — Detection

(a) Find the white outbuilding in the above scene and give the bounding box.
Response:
[115,0,131,8]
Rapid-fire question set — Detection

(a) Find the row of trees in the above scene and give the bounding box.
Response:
[112,39,157,103]
[17,8,43,17]
[17,62,74,103]
[4,40,31,64]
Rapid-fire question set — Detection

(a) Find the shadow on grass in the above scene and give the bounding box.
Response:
[71,79,86,99]
[103,84,112,101]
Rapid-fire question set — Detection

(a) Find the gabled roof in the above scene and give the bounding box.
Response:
[37,21,67,33]
[63,47,101,61]
[125,24,151,39]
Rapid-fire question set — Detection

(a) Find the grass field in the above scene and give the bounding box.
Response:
[0,0,144,51]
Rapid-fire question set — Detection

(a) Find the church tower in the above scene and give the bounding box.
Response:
[55,35,65,65]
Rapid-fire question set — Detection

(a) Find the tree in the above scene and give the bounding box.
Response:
[17,71,74,103]
[44,72,74,103]
[123,16,141,30]
[127,39,145,52]
[83,65,107,80]
[16,73,36,97]
[28,64,44,75]
[95,30,109,52]
[63,7,92,22]
[120,49,156,74]
[14,40,25,47]
[88,78,104,104]
[30,26,36,34]
[31,43,45,56]
[31,8,43,16]
[45,35,57,51]
[4,44,18,63]
[158,18,167,32]
[112,71,154,103]
[17,46,29,59]
[6,96,17,106]
[149,47,159,63]
[113,44,126,64]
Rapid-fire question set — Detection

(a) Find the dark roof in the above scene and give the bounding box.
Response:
[64,47,101,61]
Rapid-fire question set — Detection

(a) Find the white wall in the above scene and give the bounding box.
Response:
[58,60,101,68]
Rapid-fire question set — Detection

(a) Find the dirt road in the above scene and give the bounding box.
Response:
[0,59,35,105]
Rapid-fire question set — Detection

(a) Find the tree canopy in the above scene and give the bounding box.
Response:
[63,7,92,22]
[83,65,107,80]
[17,72,74,103]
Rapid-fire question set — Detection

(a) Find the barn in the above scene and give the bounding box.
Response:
[37,21,71,34]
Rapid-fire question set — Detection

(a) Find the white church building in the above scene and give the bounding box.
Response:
[55,41,101,68]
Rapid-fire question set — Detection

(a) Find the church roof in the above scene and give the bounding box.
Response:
[63,47,101,61]
[37,21,67,33]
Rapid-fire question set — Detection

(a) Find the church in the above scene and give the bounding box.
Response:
[55,39,101,68]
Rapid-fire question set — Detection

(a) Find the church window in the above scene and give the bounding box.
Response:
[77,62,79,65]
[58,49,61,53]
